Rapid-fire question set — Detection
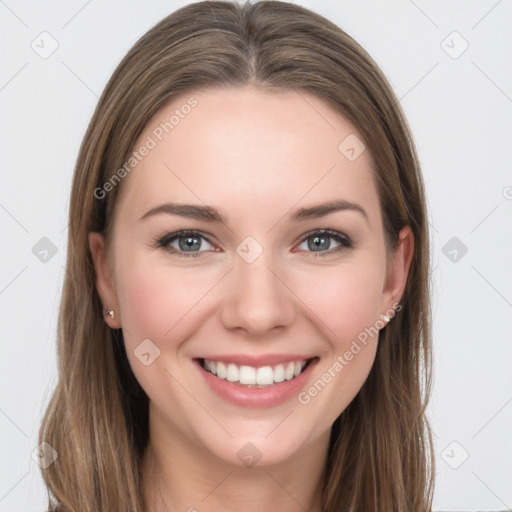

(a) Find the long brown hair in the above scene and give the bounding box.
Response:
[39,1,434,510]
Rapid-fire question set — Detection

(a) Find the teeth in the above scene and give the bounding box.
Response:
[285,362,295,380]
[240,365,256,384]
[216,362,227,379]
[226,363,238,382]
[256,366,273,385]
[273,364,285,383]
[201,358,309,386]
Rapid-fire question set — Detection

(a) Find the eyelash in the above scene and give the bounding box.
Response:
[154,229,353,258]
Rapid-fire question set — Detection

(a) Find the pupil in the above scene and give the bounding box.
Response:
[179,236,200,251]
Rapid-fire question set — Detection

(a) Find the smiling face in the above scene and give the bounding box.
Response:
[89,86,412,469]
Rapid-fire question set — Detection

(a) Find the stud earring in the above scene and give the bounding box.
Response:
[103,309,115,319]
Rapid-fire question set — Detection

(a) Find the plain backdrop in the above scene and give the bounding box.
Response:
[1,1,511,510]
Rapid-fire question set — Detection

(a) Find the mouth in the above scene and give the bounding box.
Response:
[195,357,317,389]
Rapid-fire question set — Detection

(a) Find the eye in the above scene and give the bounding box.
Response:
[155,229,353,258]
[295,229,353,256]
[156,230,216,257]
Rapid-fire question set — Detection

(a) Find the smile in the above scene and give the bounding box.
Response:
[201,358,312,388]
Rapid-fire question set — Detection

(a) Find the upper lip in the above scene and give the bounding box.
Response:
[196,354,317,368]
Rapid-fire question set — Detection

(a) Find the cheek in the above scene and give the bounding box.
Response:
[293,262,384,419]
[114,257,214,348]
[113,258,221,398]
[294,258,385,343]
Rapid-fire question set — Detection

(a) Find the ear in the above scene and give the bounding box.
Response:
[88,232,122,329]
[380,225,414,317]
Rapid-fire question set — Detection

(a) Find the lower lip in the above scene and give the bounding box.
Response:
[193,358,319,408]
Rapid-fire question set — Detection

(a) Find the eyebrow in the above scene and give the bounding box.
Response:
[289,200,368,223]
[139,199,369,225]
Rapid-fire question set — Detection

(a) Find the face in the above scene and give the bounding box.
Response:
[90,86,412,468]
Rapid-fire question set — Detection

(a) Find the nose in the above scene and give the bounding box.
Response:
[219,252,296,336]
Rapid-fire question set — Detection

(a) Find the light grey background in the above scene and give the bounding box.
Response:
[1,1,511,510]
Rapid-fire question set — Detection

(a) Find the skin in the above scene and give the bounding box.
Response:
[89,86,413,512]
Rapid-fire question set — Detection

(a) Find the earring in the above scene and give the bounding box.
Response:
[380,313,390,324]
[103,309,115,319]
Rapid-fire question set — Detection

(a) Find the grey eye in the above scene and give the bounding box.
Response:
[297,232,350,253]
[172,234,213,252]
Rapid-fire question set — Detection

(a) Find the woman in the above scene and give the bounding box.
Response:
[38,1,434,510]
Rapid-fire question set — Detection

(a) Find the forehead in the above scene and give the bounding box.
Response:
[116,86,378,225]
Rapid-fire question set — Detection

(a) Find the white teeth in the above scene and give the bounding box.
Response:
[273,364,285,383]
[226,363,238,382]
[256,366,274,386]
[201,358,309,386]
[239,365,256,384]
[216,362,227,379]
[285,362,295,380]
